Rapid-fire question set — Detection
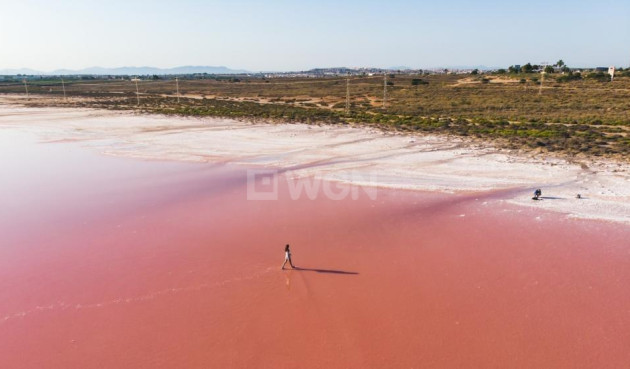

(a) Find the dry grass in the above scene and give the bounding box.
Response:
[2,73,629,159]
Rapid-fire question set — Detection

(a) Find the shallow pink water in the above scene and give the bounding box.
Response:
[1,128,629,368]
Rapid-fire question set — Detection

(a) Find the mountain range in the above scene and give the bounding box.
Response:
[0,66,248,76]
[0,65,504,76]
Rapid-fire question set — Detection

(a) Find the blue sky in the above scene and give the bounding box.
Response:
[1,0,628,71]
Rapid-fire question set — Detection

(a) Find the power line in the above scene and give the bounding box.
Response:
[383,73,387,109]
[175,77,181,103]
[133,79,140,106]
[345,74,350,114]
[61,78,67,100]
[539,61,548,95]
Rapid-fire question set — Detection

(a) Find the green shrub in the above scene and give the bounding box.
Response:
[586,72,610,82]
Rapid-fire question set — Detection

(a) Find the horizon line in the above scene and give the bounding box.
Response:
[0,63,625,76]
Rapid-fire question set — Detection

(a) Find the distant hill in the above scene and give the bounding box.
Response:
[0,68,43,75]
[0,66,248,76]
[388,66,413,71]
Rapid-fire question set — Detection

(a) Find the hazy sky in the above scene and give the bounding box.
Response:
[1,0,629,71]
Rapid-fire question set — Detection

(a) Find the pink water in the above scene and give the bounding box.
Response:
[1,128,629,368]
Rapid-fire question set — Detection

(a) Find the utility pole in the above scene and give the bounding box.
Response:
[61,78,67,100]
[345,74,350,114]
[134,78,140,106]
[175,77,181,103]
[539,62,548,96]
[383,73,387,109]
[23,79,29,97]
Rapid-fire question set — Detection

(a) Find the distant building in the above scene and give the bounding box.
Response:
[608,66,615,81]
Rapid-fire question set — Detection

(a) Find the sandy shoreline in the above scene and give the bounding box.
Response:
[0,99,628,224]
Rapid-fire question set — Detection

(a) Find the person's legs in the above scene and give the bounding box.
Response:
[282,259,288,269]
[288,256,295,268]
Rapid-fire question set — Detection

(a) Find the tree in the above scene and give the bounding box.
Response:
[508,65,519,73]
[471,69,479,75]
[521,63,534,73]
[544,65,554,74]
[496,69,507,74]
[555,60,565,68]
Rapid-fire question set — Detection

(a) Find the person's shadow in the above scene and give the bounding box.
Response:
[291,266,358,275]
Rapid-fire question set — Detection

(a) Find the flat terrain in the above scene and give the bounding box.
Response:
[2,72,630,159]
[1,104,628,223]
[1,115,630,368]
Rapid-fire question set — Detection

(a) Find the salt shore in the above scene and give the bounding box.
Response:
[2,100,630,368]
[1,101,627,224]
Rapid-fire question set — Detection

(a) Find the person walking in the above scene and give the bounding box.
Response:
[282,244,295,270]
